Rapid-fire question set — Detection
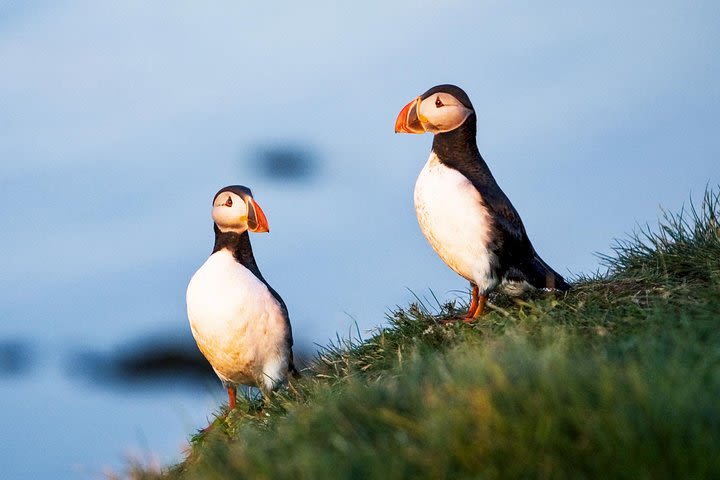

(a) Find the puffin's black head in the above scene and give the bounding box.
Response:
[211,185,269,234]
[394,84,475,135]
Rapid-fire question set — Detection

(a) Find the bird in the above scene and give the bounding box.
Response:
[394,84,570,321]
[186,185,299,411]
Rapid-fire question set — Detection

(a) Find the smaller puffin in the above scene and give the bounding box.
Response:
[186,186,299,410]
[395,85,570,321]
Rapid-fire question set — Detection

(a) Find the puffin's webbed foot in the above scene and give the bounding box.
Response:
[441,285,487,324]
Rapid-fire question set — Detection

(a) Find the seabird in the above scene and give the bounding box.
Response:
[395,84,570,320]
[186,185,299,410]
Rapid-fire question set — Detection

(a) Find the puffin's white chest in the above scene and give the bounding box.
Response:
[186,249,288,389]
[414,153,498,292]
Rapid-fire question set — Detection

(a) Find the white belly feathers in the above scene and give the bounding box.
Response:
[186,249,289,391]
[414,152,499,294]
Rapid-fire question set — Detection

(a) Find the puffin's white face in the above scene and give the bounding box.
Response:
[416,93,473,133]
[395,88,474,134]
[212,191,269,234]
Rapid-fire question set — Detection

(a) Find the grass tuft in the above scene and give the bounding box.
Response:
[132,187,720,480]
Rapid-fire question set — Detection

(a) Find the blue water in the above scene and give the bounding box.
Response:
[1,2,719,478]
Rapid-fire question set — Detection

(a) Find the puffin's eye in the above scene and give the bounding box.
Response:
[435,96,444,108]
[225,196,233,207]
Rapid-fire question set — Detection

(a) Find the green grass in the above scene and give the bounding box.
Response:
[134,189,720,479]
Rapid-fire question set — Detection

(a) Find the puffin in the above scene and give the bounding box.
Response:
[186,185,299,410]
[394,84,570,321]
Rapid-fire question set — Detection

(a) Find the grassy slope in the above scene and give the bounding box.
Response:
[137,190,720,479]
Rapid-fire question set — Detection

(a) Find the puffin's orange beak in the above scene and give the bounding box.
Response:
[394,96,426,134]
[247,198,269,233]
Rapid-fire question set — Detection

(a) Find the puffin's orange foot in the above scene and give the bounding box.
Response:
[462,285,480,321]
[227,386,237,411]
[462,294,487,323]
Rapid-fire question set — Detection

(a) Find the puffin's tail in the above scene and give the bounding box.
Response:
[288,351,301,379]
[522,255,571,291]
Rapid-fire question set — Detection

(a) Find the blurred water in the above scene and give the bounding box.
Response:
[1,1,719,478]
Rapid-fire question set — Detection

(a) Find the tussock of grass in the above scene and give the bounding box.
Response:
[135,189,720,480]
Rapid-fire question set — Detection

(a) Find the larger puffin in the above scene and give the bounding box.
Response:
[395,84,570,320]
[186,185,299,410]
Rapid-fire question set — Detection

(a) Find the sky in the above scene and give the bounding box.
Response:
[0,1,719,477]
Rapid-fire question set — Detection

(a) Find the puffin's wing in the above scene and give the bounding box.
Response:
[265,285,300,377]
[262,284,292,346]
[482,190,528,242]
[471,177,570,290]
[471,179,531,245]
[458,160,569,291]
[482,190,570,290]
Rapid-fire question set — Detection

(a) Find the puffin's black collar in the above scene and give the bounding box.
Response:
[212,226,264,282]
